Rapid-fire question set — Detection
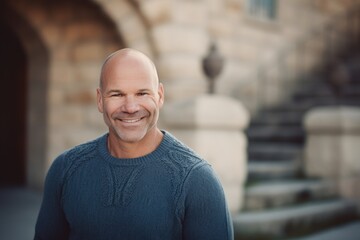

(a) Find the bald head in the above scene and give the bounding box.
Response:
[99,48,159,90]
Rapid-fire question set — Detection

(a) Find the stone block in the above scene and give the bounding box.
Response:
[96,0,133,20]
[70,41,106,62]
[152,24,208,55]
[163,95,249,130]
[140,0,171,26]
[338,177,360,213]
[157,54,203,82]
[63,22,106,44]
[171,1,206,27]
[118,14,147,44]
[49,106,85,127]
[42,24,61,47]
[304,106,360,211]
[127,40,153,59]
[209,16,234,38]
[83,106,107,129]
[50,61,74,86]
[162,79,206,102]
[65,89,96,105]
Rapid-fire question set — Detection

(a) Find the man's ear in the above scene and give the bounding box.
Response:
[97,88,104,113]
[158,83,165,108]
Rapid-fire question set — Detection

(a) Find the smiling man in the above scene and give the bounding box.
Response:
[34,48,234,240]
[97,49,164,158]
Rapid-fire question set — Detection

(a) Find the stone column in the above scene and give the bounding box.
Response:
[304,106,360,211]
[162,94,249,213]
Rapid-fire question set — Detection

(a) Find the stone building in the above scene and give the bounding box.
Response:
[1,0,360,238]
[0,0,353,189]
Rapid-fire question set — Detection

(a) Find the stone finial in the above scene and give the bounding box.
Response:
[202,42,224,94]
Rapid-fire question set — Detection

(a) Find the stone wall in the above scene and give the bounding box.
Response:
[3,0,358,188]
[5,0,124,188]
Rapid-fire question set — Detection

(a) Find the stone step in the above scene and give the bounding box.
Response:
[294,83,334,97]
[291,97,360,107]
[265,103,313,114]
[244,180,338,211]
[292,80,360,102]
[247,126,305,143]
[293,92,360,104]
[247,161,301,181]
[233,199,358,240]
[294,221,360,240]
[248,143,303,161]
[250,111,304,126]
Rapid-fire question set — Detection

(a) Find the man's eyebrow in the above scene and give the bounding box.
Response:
[138,88,151,92]
[105,89,124,95]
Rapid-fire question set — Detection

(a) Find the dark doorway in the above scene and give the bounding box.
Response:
[0,22,27,186]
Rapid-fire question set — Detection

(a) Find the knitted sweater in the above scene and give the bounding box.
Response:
[34,131,233,240]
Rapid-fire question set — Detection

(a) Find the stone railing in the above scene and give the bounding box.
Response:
[304,106,360,212]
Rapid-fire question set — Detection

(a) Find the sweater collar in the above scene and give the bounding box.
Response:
[98,130,173,165]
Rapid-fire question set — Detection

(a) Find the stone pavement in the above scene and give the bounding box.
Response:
[1,187,359,240]
[0,187,42,240]
[293,221,360,240]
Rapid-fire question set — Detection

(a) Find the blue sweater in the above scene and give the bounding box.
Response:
[35,131,234,240]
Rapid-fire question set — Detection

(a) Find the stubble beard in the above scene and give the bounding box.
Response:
[109,110,158,144]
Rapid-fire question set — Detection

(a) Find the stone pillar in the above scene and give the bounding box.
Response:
[162,94,249,213]
[304,106,360,210]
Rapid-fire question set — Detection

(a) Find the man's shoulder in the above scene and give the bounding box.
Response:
[162,131,207,168]
[63,136,101,160]
[53,134,104,173]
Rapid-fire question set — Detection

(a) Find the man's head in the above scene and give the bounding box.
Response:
[97,48,164,145]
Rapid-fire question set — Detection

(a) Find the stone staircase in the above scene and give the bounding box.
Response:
[233,55,360,239]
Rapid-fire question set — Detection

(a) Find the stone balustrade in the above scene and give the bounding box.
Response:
[304,106,360,212]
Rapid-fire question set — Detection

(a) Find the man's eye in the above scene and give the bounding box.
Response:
[110,93,123,97]
[137,92,148,96]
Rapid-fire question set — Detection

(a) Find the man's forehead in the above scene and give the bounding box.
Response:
[100,48,159,89]
[102,68,158,91]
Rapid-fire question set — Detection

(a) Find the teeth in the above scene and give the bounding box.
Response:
[121,118,141,123]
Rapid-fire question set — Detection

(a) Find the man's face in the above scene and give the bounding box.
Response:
[97,55,164,144]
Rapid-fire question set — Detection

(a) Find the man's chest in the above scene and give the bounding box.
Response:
[61,164,181,238]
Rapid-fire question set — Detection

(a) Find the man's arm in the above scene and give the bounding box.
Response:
[181,164,234,240]
[34,155,70,240]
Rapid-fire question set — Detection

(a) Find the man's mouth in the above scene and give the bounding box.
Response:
[120,118,143,123]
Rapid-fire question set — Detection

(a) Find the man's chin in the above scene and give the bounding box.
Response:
[115,131,147,144]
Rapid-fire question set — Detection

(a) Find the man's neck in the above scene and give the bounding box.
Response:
[107,129,164,159]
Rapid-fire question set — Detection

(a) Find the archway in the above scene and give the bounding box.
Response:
[0,2,49,189]
[0,21,27,186]
[2,0,151,189]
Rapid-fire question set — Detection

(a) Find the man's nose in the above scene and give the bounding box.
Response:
[122,96,140,113]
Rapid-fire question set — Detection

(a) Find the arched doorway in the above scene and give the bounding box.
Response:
[1,0,150,189]
[0,21,27,186]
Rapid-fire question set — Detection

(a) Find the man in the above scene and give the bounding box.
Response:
[34,48,234,240]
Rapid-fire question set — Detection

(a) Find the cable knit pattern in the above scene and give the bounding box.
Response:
[101,164,146,207]
[34,131,234,240]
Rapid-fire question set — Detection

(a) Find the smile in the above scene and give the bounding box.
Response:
[120,118,143,123]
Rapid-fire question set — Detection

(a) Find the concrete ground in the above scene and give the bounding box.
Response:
[0,187,42,240]
[0,187,359,240]
[293,221,360,240]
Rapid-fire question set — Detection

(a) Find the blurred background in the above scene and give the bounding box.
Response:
[0,0,360,239]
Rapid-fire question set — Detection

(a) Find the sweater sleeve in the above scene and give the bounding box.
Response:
[181,163,234,240]
[34,154,70,240]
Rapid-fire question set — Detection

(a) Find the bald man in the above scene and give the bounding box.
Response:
[34,48,234,240]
